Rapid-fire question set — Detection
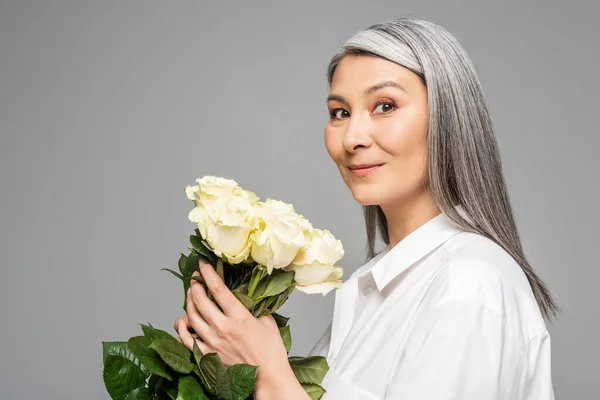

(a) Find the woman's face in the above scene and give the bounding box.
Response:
[325,55,430,208]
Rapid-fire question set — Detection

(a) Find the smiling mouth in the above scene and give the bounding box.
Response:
[348,164,384,177]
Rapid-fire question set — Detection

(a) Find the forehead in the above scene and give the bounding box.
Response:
[330,55,418,92]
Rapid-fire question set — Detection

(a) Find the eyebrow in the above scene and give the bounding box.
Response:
[326,80,407,103]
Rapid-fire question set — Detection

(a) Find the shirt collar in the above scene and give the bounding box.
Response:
[364,205,466,292]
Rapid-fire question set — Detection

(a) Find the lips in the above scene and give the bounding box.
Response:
[348,163,384,170]
[348,163,384,177]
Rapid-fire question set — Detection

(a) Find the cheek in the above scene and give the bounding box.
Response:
[378,118,425,155]
[324,127,350,184]
[324,126,341,161]
[378,116,428,179]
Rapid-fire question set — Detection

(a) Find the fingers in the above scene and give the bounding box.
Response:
[198,260,250,318]
[175,317,210,354]
[174,315,193,346]
[190,273,227,327]
[186,287,211,337]
[173,314,190,331]
[174,315,194,345]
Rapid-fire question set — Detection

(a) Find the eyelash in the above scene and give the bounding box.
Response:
[328,100,397,120]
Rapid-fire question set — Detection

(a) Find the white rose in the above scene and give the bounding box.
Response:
[250,199,312,274]
[288,228,344,296]
[185,176,258,264]
[188,195,257,264]
[185,176,257,208]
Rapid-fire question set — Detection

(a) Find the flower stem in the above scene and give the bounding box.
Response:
[248,265,265,298]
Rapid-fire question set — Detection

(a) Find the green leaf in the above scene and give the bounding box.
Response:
[279,326,292,354]
[270,283,295,311]
[161,268,184,281]
[102,341,150,377]
[198,353,224,397]
[227,364,258,400]
[289,356,329,385]
[272,313,290,328]
[261,293,281,315]
[149,339,194,374]
[128,336,174,381]
[190,345,213,396]
[178,253,188,275]
[185,251,200,276]
[216,363,232,400]
[176,376,209,400]
[251,299,267,318]
[189,364,200,378]
[124,387,153,400]
[234,282,249,295]
[301,383,326,400]
[192,365,215,397]
[231,290,255,311]
[140,323,175,341]
[103,355,147,400]
[251,270,295,301]
[192,340,204,365]
[189,235,213,261]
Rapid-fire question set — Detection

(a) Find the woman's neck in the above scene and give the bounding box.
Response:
[380,191,440,249]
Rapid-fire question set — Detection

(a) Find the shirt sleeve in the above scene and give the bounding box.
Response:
[384,295,550,400]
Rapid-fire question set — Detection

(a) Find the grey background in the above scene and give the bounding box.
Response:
[0,1,597,399]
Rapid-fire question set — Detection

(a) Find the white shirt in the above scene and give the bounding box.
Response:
[309,208,554,399]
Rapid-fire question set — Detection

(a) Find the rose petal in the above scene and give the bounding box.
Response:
[292,264,343,286]
[296,281,343,296]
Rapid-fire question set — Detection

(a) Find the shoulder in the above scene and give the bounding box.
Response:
[444,231,527,294]
[442,231,547,338]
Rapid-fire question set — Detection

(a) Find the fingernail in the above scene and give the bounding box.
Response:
[187,288,191,296]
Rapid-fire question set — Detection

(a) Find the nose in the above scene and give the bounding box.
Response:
[342,113,373,153]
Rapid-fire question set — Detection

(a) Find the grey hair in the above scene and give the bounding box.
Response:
[326,18,559,321]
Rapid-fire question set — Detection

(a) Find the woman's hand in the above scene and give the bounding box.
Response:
[174,259,309,399]
[175,259,286,368]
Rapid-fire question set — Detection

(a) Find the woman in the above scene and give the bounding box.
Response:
[174,17,557,399]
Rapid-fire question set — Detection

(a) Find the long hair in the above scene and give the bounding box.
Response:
[326,18,559,321]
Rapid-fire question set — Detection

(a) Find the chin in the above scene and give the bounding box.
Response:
[349,188,385,206]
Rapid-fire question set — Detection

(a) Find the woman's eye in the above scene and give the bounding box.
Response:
[329,102,395,120]
[329,109,349,119]
[374,101,396,113]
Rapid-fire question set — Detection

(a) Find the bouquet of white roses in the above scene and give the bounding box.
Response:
[102,176,344,400]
